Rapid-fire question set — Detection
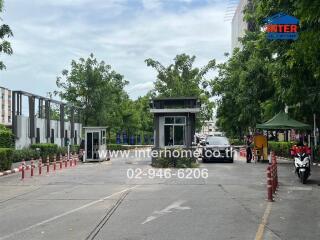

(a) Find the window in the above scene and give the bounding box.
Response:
[164,116,185,146]
[74,130,77,145]
[50,129,55,144]
[165,117,174,124]
[36,128,40,143]
[101,130,106,145]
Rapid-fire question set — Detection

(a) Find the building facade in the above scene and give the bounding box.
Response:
[200,120,217,136]
[0,86,12,126]
[12,91,82,149]
[231,0,249,50]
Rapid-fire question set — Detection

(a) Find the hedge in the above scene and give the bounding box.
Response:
[0,148,14,171]
[229,138,244,146]
[152,148,198,168]
[30,143,58,160]
[12,148,40,163]
[0,126,14,148]
[268,141,296,158]
[313,146,320,162]
[70,145,80,153]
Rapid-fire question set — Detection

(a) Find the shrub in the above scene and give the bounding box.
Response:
[12,148,40,163]
[152,148,198,168]
[107,144,127,151]
[314,146,320,162]
[229,138,244,145]
[268,141,296,158]
[0,125,14,148]
[57,146,67,156]
[70,145,80,153]
[30,143,58,160]
[0,148,14,171]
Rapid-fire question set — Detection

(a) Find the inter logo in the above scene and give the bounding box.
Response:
[264,13,299,40]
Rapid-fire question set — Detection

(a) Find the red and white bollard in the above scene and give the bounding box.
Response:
[74,154,77,166]
[39,158,42,175]
[30,159,34,177]
[53,156,56,171]
[59,154,63,169]
[65,155,68,168]
[46,157,50,173]
[70,154,73,167]
[267,166,273,202]
[21,160,26,180]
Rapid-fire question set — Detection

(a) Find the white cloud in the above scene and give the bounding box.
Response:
[0,0,231,99]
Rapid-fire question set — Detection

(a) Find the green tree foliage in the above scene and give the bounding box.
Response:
[145,54,215,126]
[55,54,129,134]
[0,124,14,148]
[55,54,154,140]
[213,0,320,137]
[0,0,13,70]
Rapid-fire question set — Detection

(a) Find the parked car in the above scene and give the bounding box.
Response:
[202,136,234,163]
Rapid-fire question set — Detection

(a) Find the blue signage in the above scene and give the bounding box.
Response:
[264,13,299,40]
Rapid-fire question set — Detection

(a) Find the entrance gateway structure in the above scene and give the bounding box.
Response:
[150,97,200,151]
[12,91,82,149]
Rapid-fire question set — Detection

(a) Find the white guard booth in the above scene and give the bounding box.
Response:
[83,127,107,162]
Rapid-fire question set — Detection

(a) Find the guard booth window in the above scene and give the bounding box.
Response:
[164,116,185,146]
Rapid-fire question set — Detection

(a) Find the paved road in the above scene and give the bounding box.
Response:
[0,150,319,240]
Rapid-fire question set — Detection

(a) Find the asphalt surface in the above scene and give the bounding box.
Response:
[0,150,319,240]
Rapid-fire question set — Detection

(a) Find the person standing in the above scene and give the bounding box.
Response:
[246,135,252,163]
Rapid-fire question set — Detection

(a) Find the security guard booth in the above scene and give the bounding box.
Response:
[150,97,200,148]
[83,127,107,162]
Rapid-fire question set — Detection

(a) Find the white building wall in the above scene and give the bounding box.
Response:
[0,87,12,126]
[231,0,249,51]
[15,116,31,149]
[15,116,82,149]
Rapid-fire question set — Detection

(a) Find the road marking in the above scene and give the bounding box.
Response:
[283,186,312,191]
[141,200,191,224]
[255,202,272,240]
[0,186,138,240]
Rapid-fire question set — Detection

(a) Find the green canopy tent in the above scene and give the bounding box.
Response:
[256,111,311,130]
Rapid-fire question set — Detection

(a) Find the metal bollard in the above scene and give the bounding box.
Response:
[30,159,34,177]
[21,160,26,180]
[53,156,56,171]
[267,166,273,202]
[46,157,50,173]
[39,159,42,175]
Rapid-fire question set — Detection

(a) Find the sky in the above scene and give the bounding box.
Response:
[0,0,232,100]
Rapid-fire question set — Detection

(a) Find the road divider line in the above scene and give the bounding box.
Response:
[255,202,272,240]
[0,185,138,240]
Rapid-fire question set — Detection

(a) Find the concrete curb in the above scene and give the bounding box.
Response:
[0,168,20,177]
[0,158,81,178]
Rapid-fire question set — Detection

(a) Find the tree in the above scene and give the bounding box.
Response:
[213,0,320,137]
[0,0,13,70]
[55,54,129,135]
[134,91,154,134]
[145,54,215,127]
